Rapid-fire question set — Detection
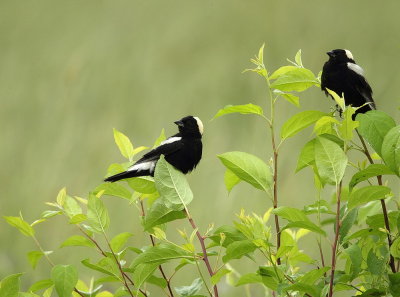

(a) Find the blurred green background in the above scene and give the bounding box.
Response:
[1,0,400,295]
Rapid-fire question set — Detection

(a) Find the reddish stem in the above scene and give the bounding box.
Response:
[184,209,219,297]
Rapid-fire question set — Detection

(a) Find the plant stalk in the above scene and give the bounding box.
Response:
[356,129,396,273]
[184,208,219,297]
[264,63,281,266]
[78,227,147,297]
[140,200,175,297]
[32,235,85,297]
[104,235,135,297]
[272,149,281,265]
[328,181,342,297]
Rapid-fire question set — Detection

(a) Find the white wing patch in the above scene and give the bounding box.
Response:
[345,49,354,60]
[194,117,204,135]
[127,161,156,173]
[347,62,365,77]
[160,136,182,145]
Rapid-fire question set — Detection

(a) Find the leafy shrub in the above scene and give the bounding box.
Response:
[3,45,400,297]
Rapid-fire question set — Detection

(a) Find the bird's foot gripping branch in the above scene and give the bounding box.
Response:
[3,45,400,297]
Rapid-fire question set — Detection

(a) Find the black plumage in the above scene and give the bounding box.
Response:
[321,49,376,116]
[104,116,203,182]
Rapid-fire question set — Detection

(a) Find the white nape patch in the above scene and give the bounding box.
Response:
[127,161,156,172]
[194,117,204,135]
[345,49,354,60]
[160,136,182,145]
[347,62,365,77]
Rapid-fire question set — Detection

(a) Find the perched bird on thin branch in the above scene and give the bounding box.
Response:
[104,116,203,182]
[321,49,376,116]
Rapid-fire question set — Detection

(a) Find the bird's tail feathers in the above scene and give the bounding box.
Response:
[104,169,150,182]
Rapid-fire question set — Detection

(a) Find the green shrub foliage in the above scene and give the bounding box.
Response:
[3,45,400,297]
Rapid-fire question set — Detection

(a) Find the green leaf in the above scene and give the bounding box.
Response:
[56,187,67,206]
[63,195,82,218]
[113,128,134,160]
[367,212,398,230]
[96,257,120,278]
[314,136,347,185]
[273,207,325,235]
[298,267,330,284]
[283,221,325,235]
[143,200,186,231]
[41,210,62,219]
[389,272,400,297]
[4,216,34,237]
[42,287,54,297]
[235,273,262,286]
[94,183,132,200]
[51,265,78,297]
[209,225,247,247]
[270,68,318,92]
[280,92,300,107]
[133,262,160,294]
[130,243,194,269]
[81,259,117,277]
[281,110,327,139]
[87,194,110,233]
[339,107,359,140]
[269,66,298,80]
[367,249,385,275]
[391,237,400,259]
[131,146,148,157]
[294,49,303,66]
[127,176,157,194]
[217,151,272,192]
[326,88,345,110]
[357,289,386,297]
[339,208,358,243]
[146,275,167,288]
[275,245,294,258]
[313,116,338,135]
[272,206,308,222]
[28,279,54,292]
[381,125,400,175]
[110,232,133,252]
[296,139,316,172]
[213,103,264,119]
[348,186,391,209]
[27,251,45,269]
[224,169,241,193]
[349,164,395,189]
[303,200,334,215]
[0,273,22,297]
[357,110,396,156]
[69,214,87,224]
[257,266,281,290]
[60,235,95,248]
[286,283,320,297]
[153,128,166,147]
[222,240,257,263]
[344,244,362,279]
[174,278,202,297]
[211,269,231,285]
[19,293,41,297]
[154,156,193,210]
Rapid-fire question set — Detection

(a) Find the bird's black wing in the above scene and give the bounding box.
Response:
[136,138,184,163]
[104,138,184,182]
[346,65,376,110]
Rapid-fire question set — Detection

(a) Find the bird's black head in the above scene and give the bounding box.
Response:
[326,49,355,63]
[174,116,203,138]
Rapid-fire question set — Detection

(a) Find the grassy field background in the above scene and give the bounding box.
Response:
[1,0,400,295]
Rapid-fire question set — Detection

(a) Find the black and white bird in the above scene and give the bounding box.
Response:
[321,49,376,116]
[104,116,203,182]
